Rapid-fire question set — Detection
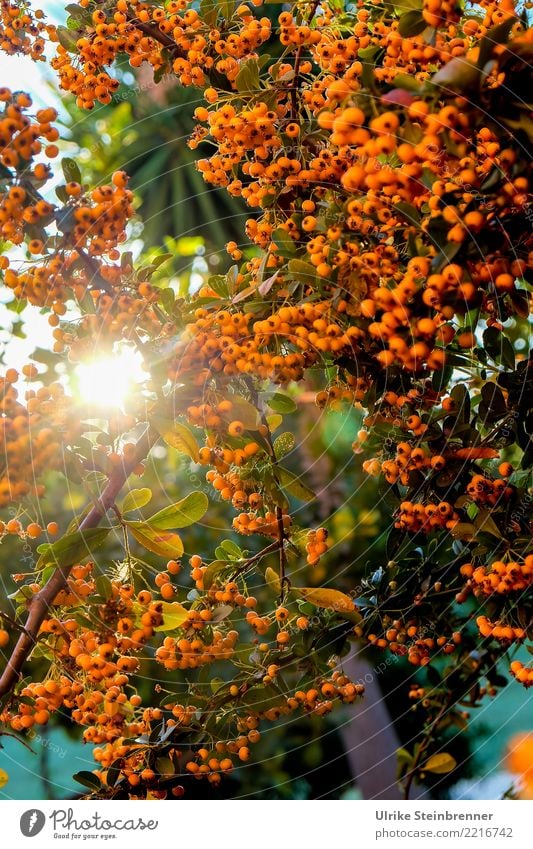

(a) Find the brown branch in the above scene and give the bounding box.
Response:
[76,249,115,296]
[0,425,157,700]
[275,505,288,600]
[0,728,36,754]
[125,7,186,58]
[229,539,281,581]
[260,411,289,599]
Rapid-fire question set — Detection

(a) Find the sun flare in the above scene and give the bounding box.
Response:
[75,347,146,410]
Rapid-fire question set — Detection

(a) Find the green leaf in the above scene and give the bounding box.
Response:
[95,574,112,601]
[482,328,514,370]
[152,252,173,269]
[431,56,481,93]
[265,566,281,595]
[199,0,219,27]
[73,771,102,792]
[153,601,189,632]
[278,467,315,502]
[56,25,78,52]
[394,0,422,10]
[55,185,68,203]
[235,58,260,93]
[268,392,297,414]
[155,756,175,776]
[158,288,175,314]
[127,522,184,558]
[238,685,286,711]
[271,228,296,257]
[274,432,295,459]
[396,747,414,767]
[396,747,414,779]
[476,16,516,71]
[105,760,122,788]
[147,491,208,530]
[64,3,93,24]
[219,539,242,558]
[121,488,152,514]
[36,528,111,570]
[451,382,470,424]
[293,587,354,612]
[266,414,283,432]
[509,289,530,319]
[394,201,420,225]
[474,509,502,539]
[431,239,461,271]
[202,560,228,591]
[220,0,236,20]
[500,337,515,371]
[218,394,261,430]
[479,383,507,423]
[391,73,422,92]
[208,274,229,298]
[151,417,199,462]
[61,157,81,184]
[423,752,457,774]
[398,10,427,38]
[287,258,317,284]
[449,522,477,540]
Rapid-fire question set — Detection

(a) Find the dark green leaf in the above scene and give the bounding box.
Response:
[398,10,427,38]
[268,392,297,414]
[235,58,260,93]
[73,771,102,792]
[62,157,81,184]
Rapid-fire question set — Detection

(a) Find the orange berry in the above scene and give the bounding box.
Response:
[228,420,244,437]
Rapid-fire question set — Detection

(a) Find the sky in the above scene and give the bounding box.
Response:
[0,1,63,107]
[0,2,97,369]
[0,8,59,367]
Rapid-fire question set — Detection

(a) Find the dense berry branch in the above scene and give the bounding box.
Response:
[0,425,157,700]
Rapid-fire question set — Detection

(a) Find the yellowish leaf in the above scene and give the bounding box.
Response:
[128,521,184,558]
[423,753,457,774]
[152,417,199,462]
[265,566,281,595]
[294,587,354,613]
[121,488,152,514]
[154,601,189,632]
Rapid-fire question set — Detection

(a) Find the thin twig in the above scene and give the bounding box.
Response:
[290,0,320,118]
[402,700,448,799]
[229,539,281,580]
